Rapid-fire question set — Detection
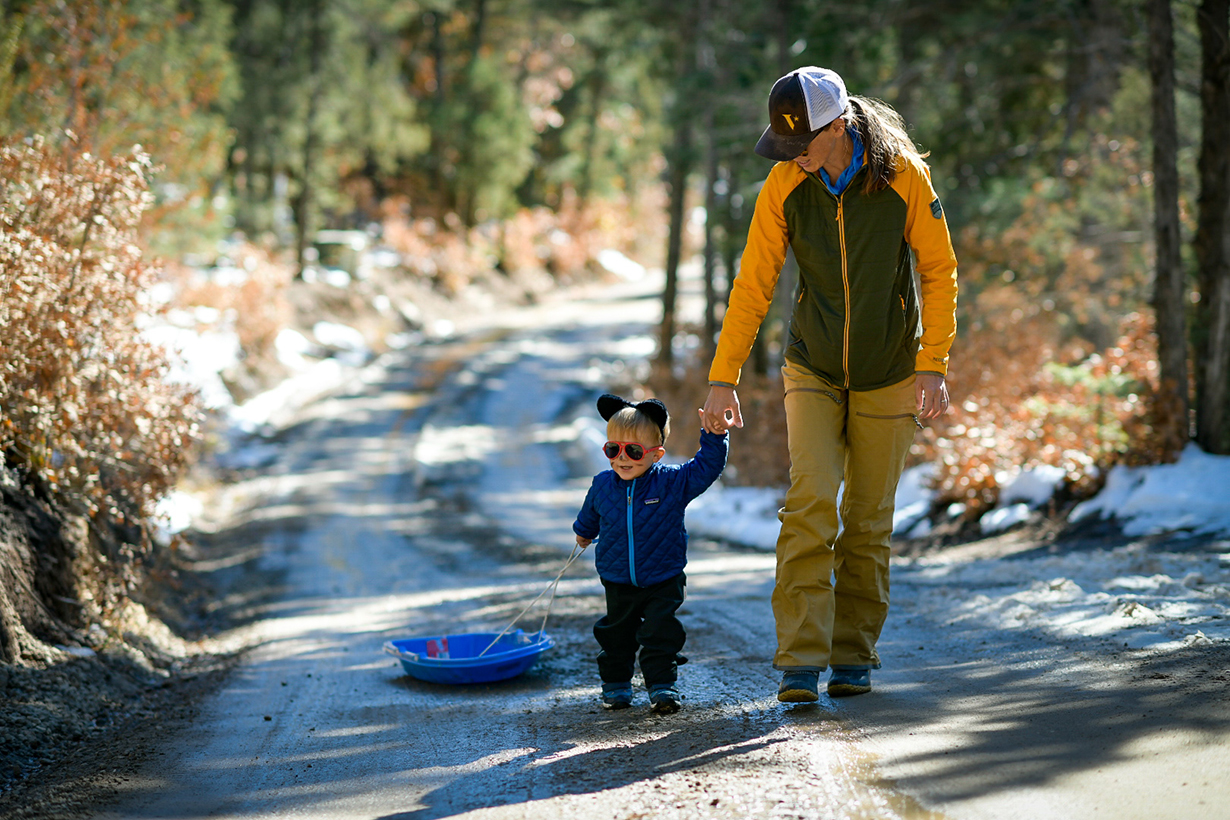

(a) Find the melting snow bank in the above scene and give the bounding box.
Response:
[893,545,1230,652]
[1071,443,1230,537]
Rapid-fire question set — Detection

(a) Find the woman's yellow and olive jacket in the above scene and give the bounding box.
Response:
[709,154,958,392]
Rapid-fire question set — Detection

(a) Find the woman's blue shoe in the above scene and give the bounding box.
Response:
[827,667,872,697]
[601,683,634,710]
[777,671,820,702]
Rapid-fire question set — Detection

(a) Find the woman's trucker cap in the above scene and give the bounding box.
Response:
[754,66,849,161]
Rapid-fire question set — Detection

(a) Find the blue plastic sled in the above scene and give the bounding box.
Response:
[383,629,555,684]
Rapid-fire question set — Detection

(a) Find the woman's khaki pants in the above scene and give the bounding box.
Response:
[772,361,918,671]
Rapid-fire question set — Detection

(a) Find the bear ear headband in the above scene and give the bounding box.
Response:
[596,393,669,438]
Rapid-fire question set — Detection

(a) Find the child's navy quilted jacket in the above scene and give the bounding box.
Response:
[573,430,728,587]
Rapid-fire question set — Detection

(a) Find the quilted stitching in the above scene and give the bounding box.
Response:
[574,430,727,587]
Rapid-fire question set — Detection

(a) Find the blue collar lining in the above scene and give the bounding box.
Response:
[818,127,865,196]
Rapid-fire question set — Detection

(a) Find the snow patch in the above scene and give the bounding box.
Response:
[893,463,935,535]
[313,321,370,366]
[596,249,646,281]
[154,490,205,542]
[688,485,783,550]
[1070,444,1230,536]
[413,424,499,466]
[999,464,1066,506]
[143,323,241,409]
[980,502,1031,534]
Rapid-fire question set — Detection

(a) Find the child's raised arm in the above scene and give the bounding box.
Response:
[676,410,729,502]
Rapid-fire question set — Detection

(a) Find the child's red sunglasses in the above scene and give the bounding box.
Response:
[603,441,662,461]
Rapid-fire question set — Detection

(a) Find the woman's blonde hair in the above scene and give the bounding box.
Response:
[607,406,669,447]
[840,95,928,195]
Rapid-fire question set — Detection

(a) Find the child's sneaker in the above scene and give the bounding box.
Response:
[601,682,634,710]
[648,684,682,714]
[827,667,872,697]
[777,670,820,703]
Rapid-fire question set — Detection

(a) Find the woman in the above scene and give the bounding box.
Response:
[700,66,958,701]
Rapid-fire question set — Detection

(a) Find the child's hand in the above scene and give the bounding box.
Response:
[698,406,732,433]
[576,536,592,548]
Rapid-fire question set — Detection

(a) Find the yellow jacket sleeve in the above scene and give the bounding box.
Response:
[707,164,794,386]
[892,158,958,376]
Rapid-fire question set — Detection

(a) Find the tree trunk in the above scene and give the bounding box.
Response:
[1195,0,1230,453]
[577,55,607,207]
[720,162,742,312]
[426,10,451,214]
[1148,0,1190,455]
[0,581,22,665]
[702,120,719,361]
[658,117,692,369]
[0,484,85,665]
[774,0,793,76]
[745,0,795,376]
[471,0,487,62]
[294,0,326,278]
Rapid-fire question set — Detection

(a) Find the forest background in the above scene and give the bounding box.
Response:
[1,0,1229,666]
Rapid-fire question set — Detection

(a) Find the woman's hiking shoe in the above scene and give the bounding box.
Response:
[827,667,872,697]
[601,683,634,710]
[777,671,820,703]
[648,684,682,714]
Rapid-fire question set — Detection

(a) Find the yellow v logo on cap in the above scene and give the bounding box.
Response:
[782,113,798,130]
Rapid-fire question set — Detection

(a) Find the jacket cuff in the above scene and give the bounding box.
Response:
[914,350,949,375]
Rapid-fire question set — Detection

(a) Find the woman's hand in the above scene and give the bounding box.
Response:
[701,385,744,433]
[915,373,949,420]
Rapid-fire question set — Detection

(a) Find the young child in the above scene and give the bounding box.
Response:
[572,393,728,713]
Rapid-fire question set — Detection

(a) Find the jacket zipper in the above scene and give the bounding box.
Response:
[836,195,851,388]
[626,479,637,586]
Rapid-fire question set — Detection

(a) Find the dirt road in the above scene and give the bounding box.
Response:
[93,273,1230,820]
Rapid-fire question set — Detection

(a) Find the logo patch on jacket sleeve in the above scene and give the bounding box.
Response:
[930,197,943,219]
[644,498,660,505]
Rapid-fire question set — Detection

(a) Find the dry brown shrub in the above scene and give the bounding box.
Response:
[378,188,665,293]
[917,309,1181,515]
[379,204,496,294]
[0,137,200,547]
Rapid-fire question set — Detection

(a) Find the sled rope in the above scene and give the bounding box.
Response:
[478,541,587,657]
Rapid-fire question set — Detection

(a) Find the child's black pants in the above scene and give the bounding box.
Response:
[594,572,686,687]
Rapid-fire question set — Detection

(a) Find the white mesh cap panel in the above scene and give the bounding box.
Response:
[796,66,849,131]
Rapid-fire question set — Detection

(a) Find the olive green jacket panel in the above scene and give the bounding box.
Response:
[708,155,958,391]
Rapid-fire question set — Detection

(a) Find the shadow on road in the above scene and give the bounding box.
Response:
[370,679,825,820]
[857,626,1230,808]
